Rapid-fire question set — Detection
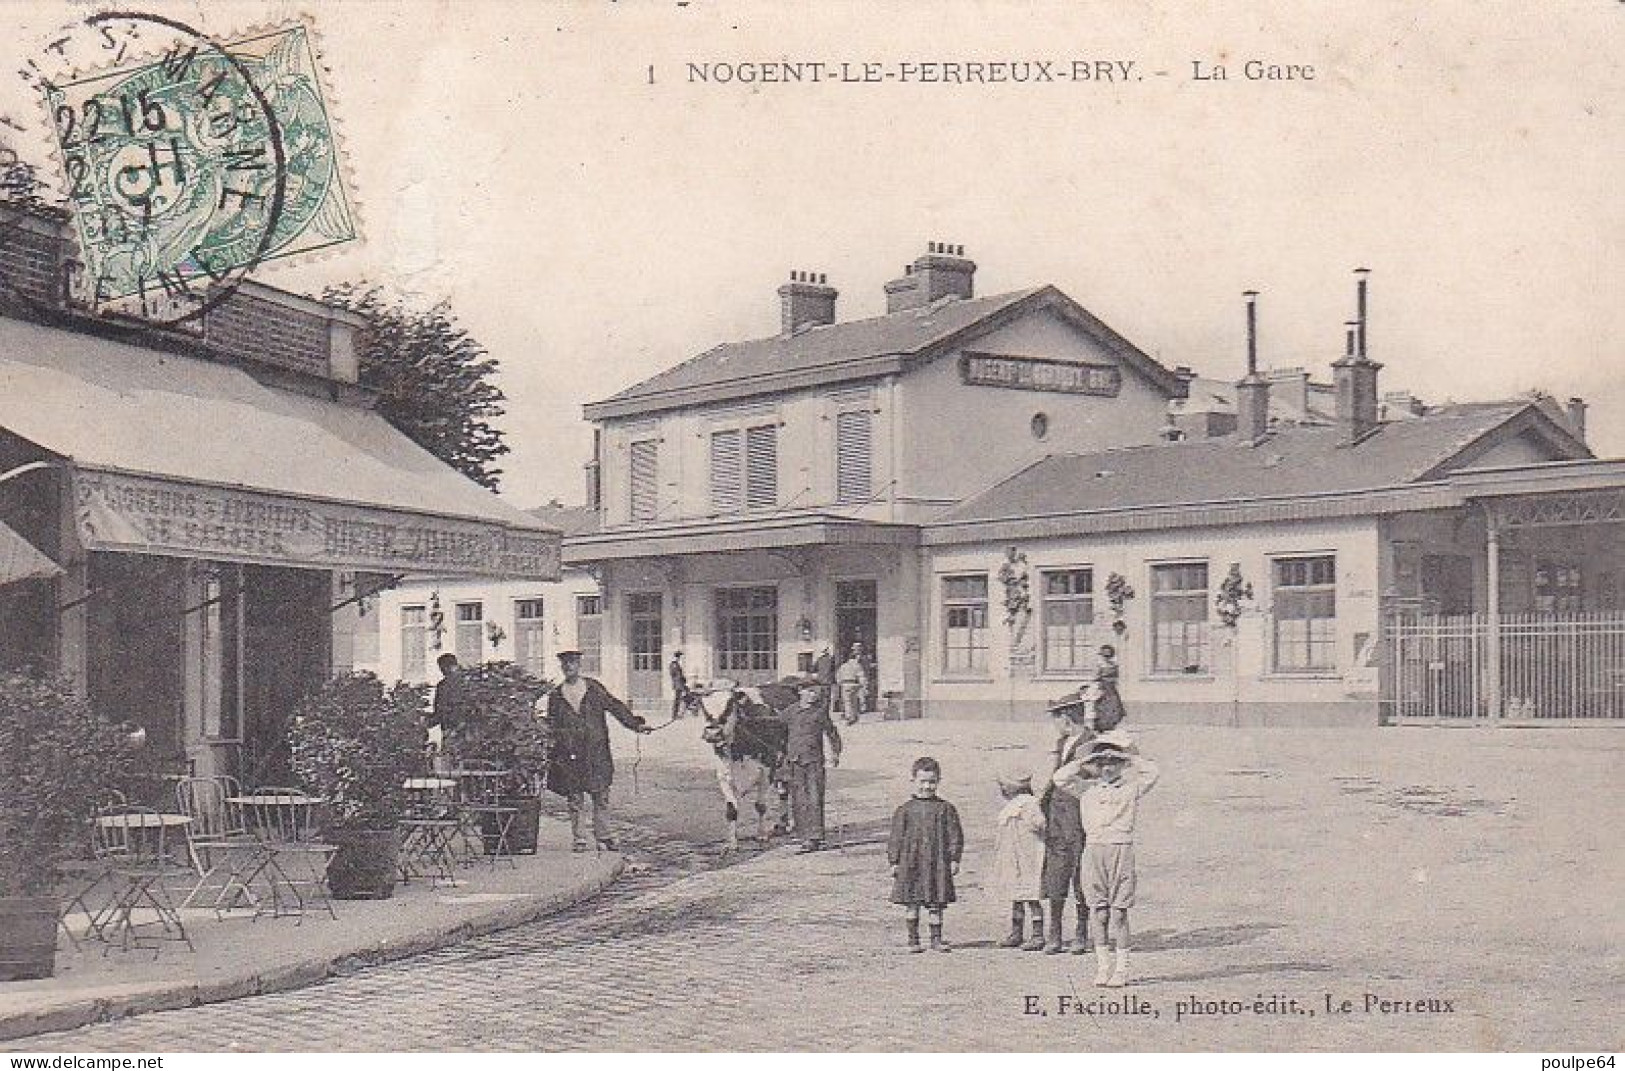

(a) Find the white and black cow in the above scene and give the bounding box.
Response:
[684,680,791,854]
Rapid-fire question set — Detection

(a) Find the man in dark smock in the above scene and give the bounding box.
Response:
[540,649,650,851]
[780,676,842,853]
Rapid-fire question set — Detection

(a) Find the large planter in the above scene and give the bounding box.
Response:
[0,895,58,981]
[326,828,400,900]
[478,797,541,855]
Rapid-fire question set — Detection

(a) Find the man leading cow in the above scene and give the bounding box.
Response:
[539,649,652,852]
[782,675,842,853]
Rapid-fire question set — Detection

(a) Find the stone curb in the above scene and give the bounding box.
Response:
[0,857,625,1046]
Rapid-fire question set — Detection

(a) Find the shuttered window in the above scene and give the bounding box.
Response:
[710,429,743,512]
[401,605,427,679]
[835,408,872,504]
[576,595,602,675]
[744,425,777,509]
[454,601,484,664]
[628,439,658,521]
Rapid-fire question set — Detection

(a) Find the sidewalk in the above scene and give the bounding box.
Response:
[0,816,623,1043]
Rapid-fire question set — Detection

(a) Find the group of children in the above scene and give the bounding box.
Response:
[885,645,1159,987]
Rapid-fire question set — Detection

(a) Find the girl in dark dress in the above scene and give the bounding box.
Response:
[888,756,964,953]
[1039,694,1095,954]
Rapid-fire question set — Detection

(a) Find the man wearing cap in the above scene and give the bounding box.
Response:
[781,675,842,852]
[539,649,651,852]
[1037,688,1095,954]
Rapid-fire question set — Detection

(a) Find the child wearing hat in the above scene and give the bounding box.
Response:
[1052,734,1159,987]
[1039,689,1095,954]
[991,769,1047,950]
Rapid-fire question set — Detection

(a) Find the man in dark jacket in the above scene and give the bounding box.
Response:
[667,650,688,720]
[430,653,465,772]
[781,676,842,853]
[539,649,650,851]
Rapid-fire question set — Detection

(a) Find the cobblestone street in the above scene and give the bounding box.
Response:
[29,721,1624,1052]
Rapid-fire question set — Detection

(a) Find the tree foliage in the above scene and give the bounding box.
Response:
[0,672,135,896]
[288,672,428,831]
[323,283,509,490]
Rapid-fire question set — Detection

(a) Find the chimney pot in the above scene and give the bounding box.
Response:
[1236,291,1270,442]
[778,271,838,335]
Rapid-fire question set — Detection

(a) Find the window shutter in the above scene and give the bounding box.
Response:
[710,429,743,512]
[629,439,658,520]
[835,409,872,504]
[745,425,777,509]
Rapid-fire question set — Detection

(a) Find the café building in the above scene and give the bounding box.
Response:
[0,207,559,785]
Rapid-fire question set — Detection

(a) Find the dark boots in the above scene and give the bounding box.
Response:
[906,915,923,953]
[1071,902,1091,954]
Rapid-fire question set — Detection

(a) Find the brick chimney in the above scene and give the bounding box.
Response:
[778,271,837,335]
[1565,396,1587,442]
[1235,290,1271,442]
[884,242,975,313]
[1332,268,1382,445]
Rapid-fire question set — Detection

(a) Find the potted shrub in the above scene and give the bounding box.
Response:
[449,662,553,854]
[288,672,428,899]
[0,672,133,979]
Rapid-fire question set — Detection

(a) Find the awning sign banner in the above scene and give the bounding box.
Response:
[74,469,559,579]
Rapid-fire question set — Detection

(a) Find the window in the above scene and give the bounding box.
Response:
[1273,556,1336,673]
[708,424,778,512]
[628,592,663,672]
[629,439,658,521]
[942,575,990,674]
[745,425,778,509]
[1040,568,1095,673]
[513,598,545,678]
[576,595,602,675]
[710,429,743,512]
[455,602,484,664]
[1151,563,1210,674]
[716,586,778,675]
[400,605,427,678]
[835,409,872,504]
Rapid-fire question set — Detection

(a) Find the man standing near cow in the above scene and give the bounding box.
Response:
[782,676,842,853]
[539,649,652,852]
[667,649,689,720]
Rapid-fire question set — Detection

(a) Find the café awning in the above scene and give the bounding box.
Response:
[0,519,60,586]
[0,316,559,580]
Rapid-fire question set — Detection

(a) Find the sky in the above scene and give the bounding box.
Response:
[3,1,1620,508]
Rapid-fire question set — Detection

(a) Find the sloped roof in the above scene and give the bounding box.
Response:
[525,504,600,538]
[0,315,546,532]
[935,401,1579,525]
[585,285,1185,419]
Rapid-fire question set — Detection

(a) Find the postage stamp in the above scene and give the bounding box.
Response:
[39,17,356,319]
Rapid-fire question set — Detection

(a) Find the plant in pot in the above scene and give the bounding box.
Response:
[288,672,428,899]
[0,672,134,979]
[449,662,553,855]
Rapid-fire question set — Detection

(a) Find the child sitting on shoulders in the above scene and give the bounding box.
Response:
[991,770,1047,951]
[888,756,965,953]
[1052,733,1159,988]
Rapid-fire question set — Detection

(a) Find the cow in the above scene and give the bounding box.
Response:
[683,680,791,854]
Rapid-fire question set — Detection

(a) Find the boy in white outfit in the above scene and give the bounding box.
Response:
[1052,733,1159,987]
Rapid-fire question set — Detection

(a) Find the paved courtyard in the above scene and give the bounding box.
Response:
[27,718,1624,1052]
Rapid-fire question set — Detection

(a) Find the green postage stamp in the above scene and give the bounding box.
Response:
[41,20,356,314]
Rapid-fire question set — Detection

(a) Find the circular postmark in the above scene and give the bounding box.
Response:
[1,10,290,327]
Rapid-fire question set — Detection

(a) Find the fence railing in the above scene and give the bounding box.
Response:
[1385,613,1625,722]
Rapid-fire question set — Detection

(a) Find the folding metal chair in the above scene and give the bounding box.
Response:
[455,764,518,870]
[92,808,195,955]
[174,776,264,915]
[237,788,338,921]
[55,792,129,949]
[398,776,463,887]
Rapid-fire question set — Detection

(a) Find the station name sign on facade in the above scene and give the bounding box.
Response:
[73,469,560,580]
[959,352,1122,396]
